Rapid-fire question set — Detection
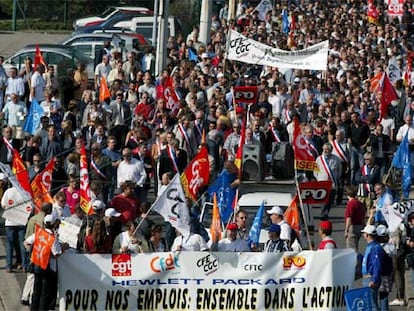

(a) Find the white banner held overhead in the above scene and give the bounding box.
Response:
[226,30,329,71]
[59,250,356,311]
[382,200,414,232]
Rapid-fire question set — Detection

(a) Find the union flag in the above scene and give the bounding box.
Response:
[31,225,55,270]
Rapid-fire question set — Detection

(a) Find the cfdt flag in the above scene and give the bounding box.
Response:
[345,287,373,311]
[151,174,190,236]
[181,146,210,201]
[23,99,44,135]
[247,201,264,249]
[207,169,237,223]
[392,133,411,198]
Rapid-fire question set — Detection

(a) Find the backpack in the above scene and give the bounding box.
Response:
[379,246,393,276]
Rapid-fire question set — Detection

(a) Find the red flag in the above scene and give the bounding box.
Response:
[371,72,398,120]
[34,45,47,69]
[180,146,210,201]
[284,194,300,234]
[367,0,379,24]
[156,76,181,115]
[4,138,33,197]
[210,193,222,243]
[80,143,93,215]
[99,76,111,103]
[234,115,246,170]
[292,119,318,171]
[299,181,332,205]
[31,158,54,213]
[31,225,55,270]
[233,86,258,105]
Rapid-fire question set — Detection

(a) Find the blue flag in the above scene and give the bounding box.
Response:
[282,9,289,34]
[247,201,265,249]
[188,48,198,62]
[23,99,44,135]
[344,287,373,311]
[207,169,237,223]
[392,133,412,198]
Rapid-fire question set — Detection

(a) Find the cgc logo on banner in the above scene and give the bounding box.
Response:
[150,253,180,273]
[196,254,219,275]
[282,256,306,270]
[112,254,132,277]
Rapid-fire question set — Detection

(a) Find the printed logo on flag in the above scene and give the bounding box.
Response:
[150,253,180,273]
[112,254,132,277]
[282,256,306,270]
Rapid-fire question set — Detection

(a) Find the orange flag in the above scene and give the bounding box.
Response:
[284,194,300,234]
[210,193,222,243]
[34,45,47,69]
[31,225,55,270]
[80,143,93,215]
[99,76,110,103]
[31,158,54,213]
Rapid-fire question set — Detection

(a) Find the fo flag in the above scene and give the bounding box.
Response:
[181,146,210,201]
[151,174,190,236]
[233,86,258,105]
[292,119,318,171]
[299,181,332,204]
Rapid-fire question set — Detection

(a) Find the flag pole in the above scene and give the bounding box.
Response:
[294,169,313,250]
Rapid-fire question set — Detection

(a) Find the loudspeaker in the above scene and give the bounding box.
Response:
[272,142,294,179]
[242,144,264,182]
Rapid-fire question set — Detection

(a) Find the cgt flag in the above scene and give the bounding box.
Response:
[151,174,190,236]
[181,146,210,201]
[31,158,54,213]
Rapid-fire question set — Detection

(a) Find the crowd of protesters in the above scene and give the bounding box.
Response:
[1,0,414,309]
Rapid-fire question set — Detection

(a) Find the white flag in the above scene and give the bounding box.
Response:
[382,200,414,232]
[151,174,191,236]
[254,0,273,21]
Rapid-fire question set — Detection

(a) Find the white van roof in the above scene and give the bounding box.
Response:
[237,192,294,208]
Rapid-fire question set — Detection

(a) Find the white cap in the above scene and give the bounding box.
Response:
[376,224,388,237]
[91,199,105,210]
[266,206,283,215]
[105,208,121,218]
[293,77,301,83]
[44,213,57,225]
[201,52,209,59]
[361,224,376,235]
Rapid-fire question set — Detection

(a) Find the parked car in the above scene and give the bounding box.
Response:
[61,32,151,62]
[2,44,95,81]
[73,6,152,30]
[73,9,152,35]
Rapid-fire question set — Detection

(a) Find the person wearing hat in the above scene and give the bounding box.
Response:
[24,212,66,311]
[318,220,337,249]
[77,199,106,252]
[216,223,250,252]
[376,224,396,309]
[361,224,386,310]
[267,205,292,244]
[263,224,291,253]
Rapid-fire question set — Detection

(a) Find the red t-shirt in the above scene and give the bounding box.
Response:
[344,198,366,225]
[109,194,141,224]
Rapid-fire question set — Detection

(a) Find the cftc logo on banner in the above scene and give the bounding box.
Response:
[112,254,132,277]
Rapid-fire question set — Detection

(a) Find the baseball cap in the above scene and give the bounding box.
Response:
[227,223,238,230]
[266,206,283,215]
[216,72,224,78]
[319,220,332,231]
[376,224,388,237]
[91,199,105,211]
[201,52,209,59]
[293,77,301,83]
[44,213,57,225]
[105,208,121,218]
[268,224,281,233]
[361,224,376,235]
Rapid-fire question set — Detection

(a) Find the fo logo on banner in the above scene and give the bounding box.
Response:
[112,254,132,277]
[282,256,306,270]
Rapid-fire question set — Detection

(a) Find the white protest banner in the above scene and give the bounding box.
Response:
[151,174,190,236]
[58,220,80,249]
[58,250,356,311]
[226,30,329,71]
[1,187,32,226]
[382,200,414,232]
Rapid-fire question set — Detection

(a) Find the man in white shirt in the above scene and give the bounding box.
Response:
[117,148,147,200]
[1,93,27,127]
[216,223,250,252]
[5,67,25,102]
[94,54,111,90]
[30,64,45,103]
[267,205,291,243]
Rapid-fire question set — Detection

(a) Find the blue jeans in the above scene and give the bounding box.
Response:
[379,291,389,311]
[370,287,380,311]
[5,226,27,270]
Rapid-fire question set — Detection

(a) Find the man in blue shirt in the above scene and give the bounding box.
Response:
[361,224,384,310]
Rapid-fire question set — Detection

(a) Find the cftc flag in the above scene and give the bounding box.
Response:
[23,98,44,135]
[152,174,190,236]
